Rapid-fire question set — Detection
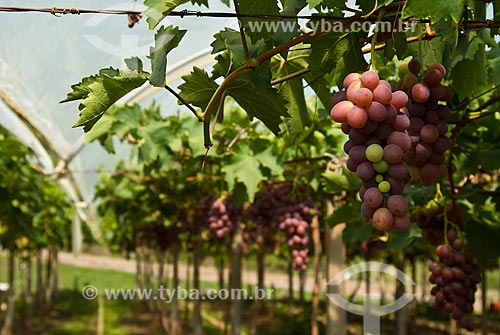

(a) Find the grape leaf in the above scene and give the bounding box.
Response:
[144,0,190,29]
[272,52,311,142]
[137,121,173,167]
[450,37,487,101]
[450,33,482,68]
[84,114,116,153]
[307,0,323,8]
[222,143,277,202]
[149,25,187,87]
[211,28,271,90]
[226,80,289,135]
[326,201,364,227]
[320,0,349,10]
[386,224,421,249]
[191,0,208,5]
[62,68,148,132]
[178,67,218,110]
[309,32,368,88]
[321,167,361,194]
[342,222,373,243]
[274,0,307,54]
[279,77,309,143]
[125,57,144,72]
[238,0,280,42]
[488,46,500,85]
[402,0,464,23]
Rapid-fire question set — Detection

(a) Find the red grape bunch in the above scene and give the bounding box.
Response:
[397,60,453,186]
[203,194,240,239]
[248,182,316,271]
[412,204,463,246]
[276,199,315,271]
[429,233,481,331]
[330,70,412,232]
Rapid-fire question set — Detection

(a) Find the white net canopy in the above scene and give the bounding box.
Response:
[0,0,232,203]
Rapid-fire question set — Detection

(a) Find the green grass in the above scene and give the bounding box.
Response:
[1,252,500,335]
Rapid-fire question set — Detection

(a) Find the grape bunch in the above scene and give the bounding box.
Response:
[276,201,314,271]
[330,70,411,232]
[397,60,453,186]
[248,182,316,270]
[202,194,240,239]
[429,236,481,331]
[412,201,464,246]
[360,238,386,260]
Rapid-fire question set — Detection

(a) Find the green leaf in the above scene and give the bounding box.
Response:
[309,32,368,88]
[149,25,187,87]
[109,104,144,140]
[226,80,289,135]
[272,53,311,142]
[62,68,148,132]
[84,114,116,153]
[387,223,421,249]
[321,167,361,194]
[238,0,280,42]
[279,77,310,143]
[403,0,464,24]
[450,36,487,101]
[251,140,283,176]
[137,122,172,166]
[222,145,266,202]
[178,67,218,110]
[488,46,500,85]
[60,74,96,103]
[125,57,144,72]
[144,0,190,29]
[307,0,323,8]
[326,201,363,227]
[211,28,272,89]
[342,222,373,244]
[275,0,307,49]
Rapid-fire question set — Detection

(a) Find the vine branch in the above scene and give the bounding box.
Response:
[271,69,311,86]
[164,85,200,118]
[232,0,251,63]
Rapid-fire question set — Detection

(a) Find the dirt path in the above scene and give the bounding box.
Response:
[58,251,316,291]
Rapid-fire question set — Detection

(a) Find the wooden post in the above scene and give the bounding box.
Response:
[395,255,407,335]
[171,241,180,335]
[326,201,346,335]
[230,224,243,335]
[193,239,202,335]
[311,215,322,335]
[0,250,15,335]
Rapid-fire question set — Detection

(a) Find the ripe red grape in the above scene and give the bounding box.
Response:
[373,208,393,231]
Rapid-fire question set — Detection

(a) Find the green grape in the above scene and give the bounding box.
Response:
[375,174,384,183]
[366,144,384,162]
[398,63,410,79]
[378,181,391,193]
[373,160,389,173]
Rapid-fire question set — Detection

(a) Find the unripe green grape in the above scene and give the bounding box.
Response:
[375,174,384,183]
[373,160,389,173]
[378,180,391,193]
[398,63,410,79]
[366,144,384,162]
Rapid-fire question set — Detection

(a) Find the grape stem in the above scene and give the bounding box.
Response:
[164,85,199,119]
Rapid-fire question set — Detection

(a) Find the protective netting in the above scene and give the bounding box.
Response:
[0,0,230,201]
